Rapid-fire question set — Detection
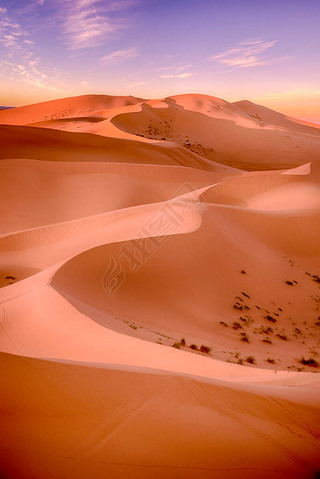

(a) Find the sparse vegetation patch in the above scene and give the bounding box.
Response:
[240,332,249,343]
[246,356,255,364]
[200,345,211,354]
[300,357,319,367]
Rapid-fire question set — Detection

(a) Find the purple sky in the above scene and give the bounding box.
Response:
[0,0,319,121]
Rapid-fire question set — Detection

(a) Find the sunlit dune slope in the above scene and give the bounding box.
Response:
[202,168,320,210]
[111,94,320,170]
[1,352,319,479]
[0,94,145,125]
[2,93,320,171]
[234,100,320,135]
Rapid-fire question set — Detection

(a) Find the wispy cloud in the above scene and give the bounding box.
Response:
[63,4,116,50]
[101,47,137,61]
[160,72,196,79]
[0,58,64,92]
[209,40,278,68]
[61,0,138,50]
[129,80,146,88]
[0,7,66,92]
[158,64,192,73]
[0,9,27,51]
[103,1,141,13]
[159,64,196,79]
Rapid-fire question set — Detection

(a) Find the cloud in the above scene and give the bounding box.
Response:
[129,81,146,88]
[0,8,66,93]
[0,10,28,51]
[102,1,141,12]
[160,72,196,79]
[63,8,116,50]
[0,57,65,92]
[61,0,138,50]
[158,64,192,73]
[159,64,196,79]
[209,40,278,68]
[101,47,137,61]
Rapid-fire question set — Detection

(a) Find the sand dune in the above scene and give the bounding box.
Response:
[0,94,145,125]
[1,352,319,479]
[0,93,319,478]
[111,96,320,170]
[234,100,320,136]
[0,159,230,233]
[51,202,320,370]
[0,124,215,170]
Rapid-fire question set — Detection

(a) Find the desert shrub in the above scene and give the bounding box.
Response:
[300,357,319,367]
[232,322,242,330]
[233,302,244,311]
[266,358,275,364]
[276,333,288,341]
[240,332,249,343]
[173,342,181,349]
[262,337,272,344]
[190,344,198,350]
[260,326,273,334]
[180,338,186,346]
[200,345,211,354]
[246,356,255,364]
[265,315,277,323]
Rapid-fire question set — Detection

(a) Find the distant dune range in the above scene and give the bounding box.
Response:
[0,94,320,479]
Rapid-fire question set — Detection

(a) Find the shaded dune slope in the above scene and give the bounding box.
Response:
[0,124,213,170]
[0,159,230,233]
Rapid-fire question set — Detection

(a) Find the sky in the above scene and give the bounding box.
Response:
[0,0,319,122]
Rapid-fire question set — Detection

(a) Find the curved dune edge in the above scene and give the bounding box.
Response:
[201,165,320,211]
[50,203,320,371]
[0,158,234,234]
[1,170,319,373]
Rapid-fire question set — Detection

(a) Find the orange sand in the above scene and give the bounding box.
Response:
[0,93,319,478]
